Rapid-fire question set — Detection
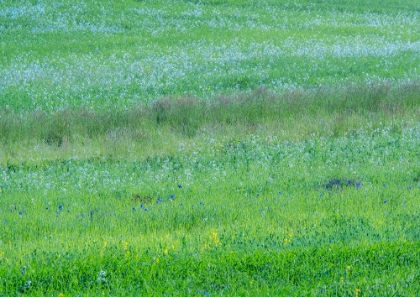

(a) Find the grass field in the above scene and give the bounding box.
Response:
[1,0,420,296]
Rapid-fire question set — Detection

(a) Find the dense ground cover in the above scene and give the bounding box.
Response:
[1,0,419,111]
[1,0,420,295]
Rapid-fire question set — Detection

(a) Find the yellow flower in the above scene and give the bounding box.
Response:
[210,231,220,246]
[163,248,169,255]
[201,243,209,254]
[355,288,361,297]
[58,293,64,297]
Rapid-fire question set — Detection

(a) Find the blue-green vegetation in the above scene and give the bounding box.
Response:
[1,0,420,295]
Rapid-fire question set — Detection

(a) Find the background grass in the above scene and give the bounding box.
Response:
[1,0,419,111]
[1,0,420,295]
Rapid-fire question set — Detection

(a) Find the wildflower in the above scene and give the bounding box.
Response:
[201,243,209,254]
[210,231,220,246]
[355,288,361,297]
[169,194,175,201]
[178,184,183,188]
[156,197,164,204]
[19,211,23,216]
[20,280,32,292]
[200,201,204,206]
[197,290,210,296]
[326,178,341,189]
[21,266,27,276]
[96,270,107,283]
[58,205,63,211]
[356,182,361,189]
[100,244,106,257]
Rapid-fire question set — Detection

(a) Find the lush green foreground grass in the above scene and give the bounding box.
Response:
[1,0,420,296]
[1,89,420,295]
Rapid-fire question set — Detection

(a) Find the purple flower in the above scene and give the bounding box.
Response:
[356,182,361,189]
[178,184,183,189]
[326,178,341,189]
[58,205,63,211]
[169,194,175,201]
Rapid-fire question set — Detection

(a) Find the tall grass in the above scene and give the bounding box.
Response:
[1,80,420,160]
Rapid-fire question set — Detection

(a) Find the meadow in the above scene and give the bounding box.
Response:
[1,0,420,296]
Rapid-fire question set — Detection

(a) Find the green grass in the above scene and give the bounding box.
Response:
[1,0,420,295]
[1,120,420,295]
[1,0,420,111]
